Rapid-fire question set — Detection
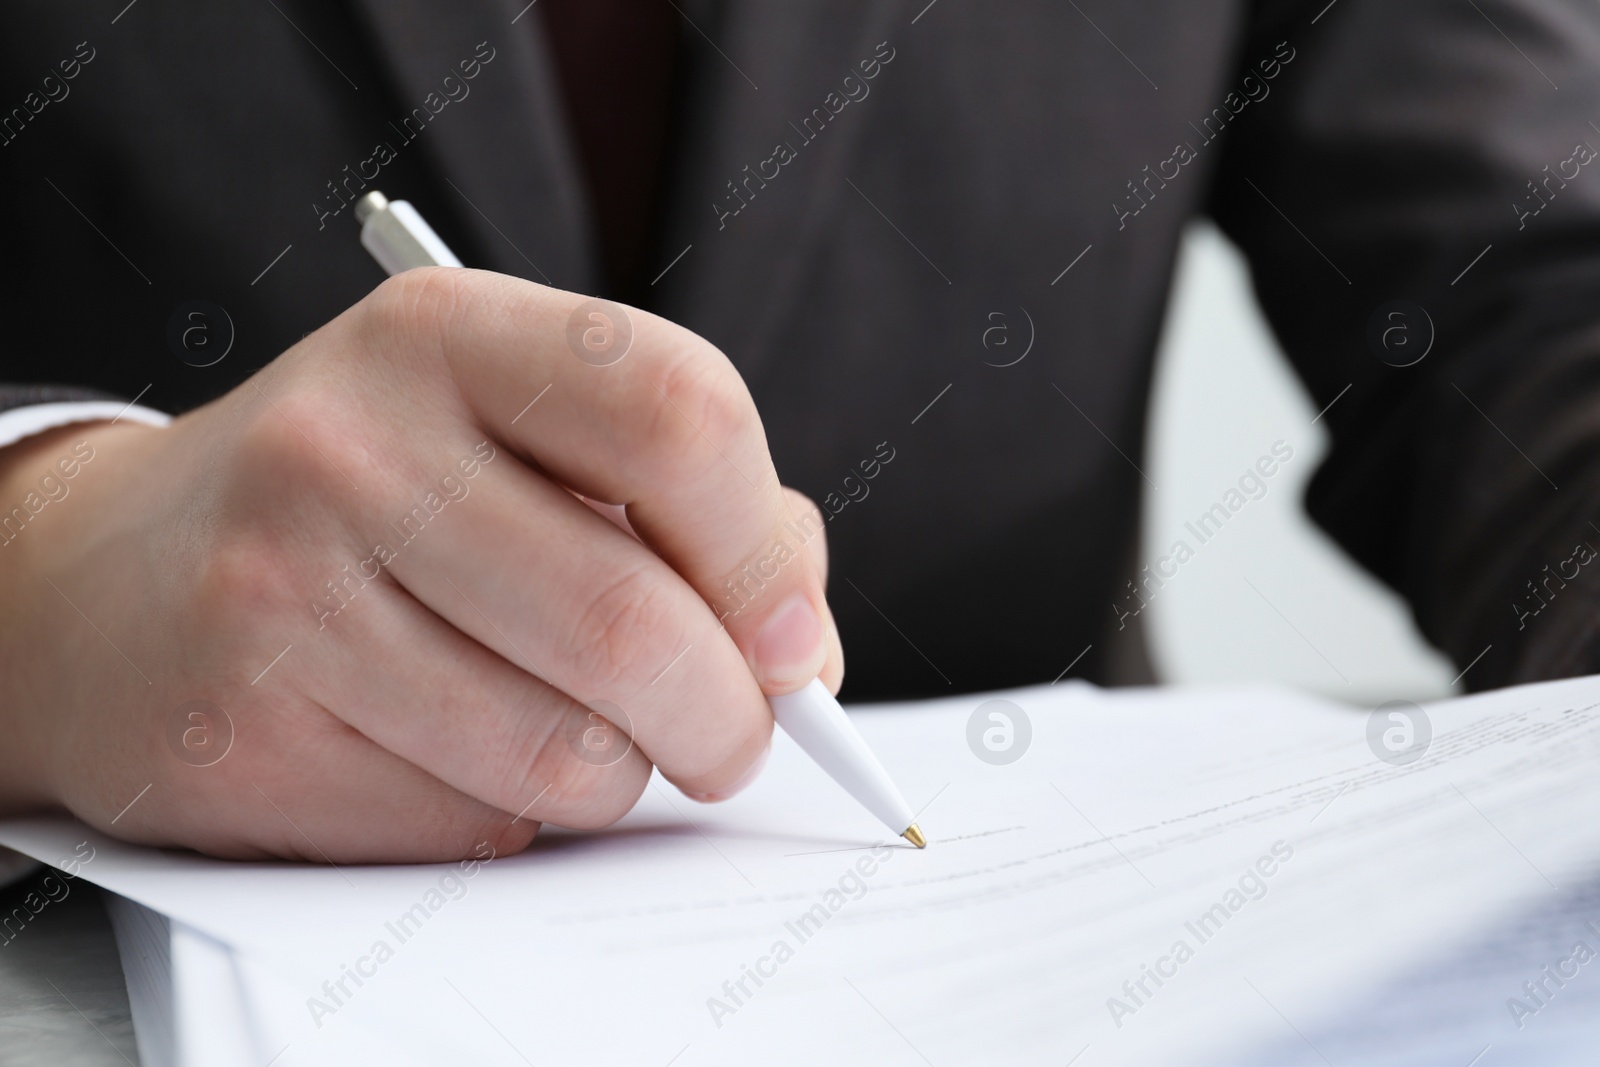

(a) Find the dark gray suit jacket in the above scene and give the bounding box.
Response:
[5,0,1600,699]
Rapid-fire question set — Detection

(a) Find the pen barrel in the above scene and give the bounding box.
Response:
[358,196,464,274]
[768,679,916,837]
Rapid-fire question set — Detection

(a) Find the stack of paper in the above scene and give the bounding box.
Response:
[4,676,1600,1065]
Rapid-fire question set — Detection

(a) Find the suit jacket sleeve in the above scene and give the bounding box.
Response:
[0,385,121,413]
[0,390,170,450]
[1210,0,1600,689]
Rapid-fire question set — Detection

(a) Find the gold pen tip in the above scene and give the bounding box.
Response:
[902,824,927,849]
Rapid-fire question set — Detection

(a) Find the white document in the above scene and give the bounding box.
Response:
[4,676,1600,1066]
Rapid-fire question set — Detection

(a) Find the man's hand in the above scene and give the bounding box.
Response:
[0,269,841,862]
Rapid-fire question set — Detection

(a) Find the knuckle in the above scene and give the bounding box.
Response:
[360,267,468,354]
[236,386,370,500]
[641,346,755,477]
[482,695,647,831]
[189,535,291,625]
[478,702,563,812]
[564,565,686,693]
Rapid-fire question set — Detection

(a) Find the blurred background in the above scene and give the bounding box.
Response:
[1141,221,1458,705]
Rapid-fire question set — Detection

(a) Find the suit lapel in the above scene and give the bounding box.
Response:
[341,0,894,348]
[343,0,598,291]
[653,1,899,376]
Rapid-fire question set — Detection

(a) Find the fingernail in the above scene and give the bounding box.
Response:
[753,592,825,689]
[686,740,771,803]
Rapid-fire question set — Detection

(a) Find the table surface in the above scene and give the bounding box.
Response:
[0,870,138,1067]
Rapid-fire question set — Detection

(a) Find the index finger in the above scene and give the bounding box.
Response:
[395,269,836,696]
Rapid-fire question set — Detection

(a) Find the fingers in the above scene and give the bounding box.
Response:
[233,723,540,864]
[301,563,654,830]
[360,269,836,697]
[361,436,772,798]
[66,693,538,865]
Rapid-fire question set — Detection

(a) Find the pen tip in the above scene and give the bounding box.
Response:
[902,824,926,849]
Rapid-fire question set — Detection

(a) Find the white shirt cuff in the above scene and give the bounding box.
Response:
[0,401,171,450]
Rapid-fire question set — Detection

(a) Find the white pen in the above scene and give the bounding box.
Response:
[353,190,462,272]
[352,190,927,849]
[768,679,925,847]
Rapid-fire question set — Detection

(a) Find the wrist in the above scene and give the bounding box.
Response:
[0,420,160,811]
